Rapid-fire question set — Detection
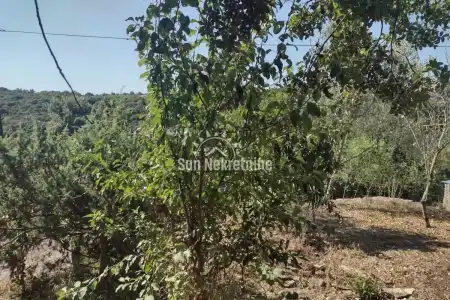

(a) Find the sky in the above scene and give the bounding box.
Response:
[0,0,449,94]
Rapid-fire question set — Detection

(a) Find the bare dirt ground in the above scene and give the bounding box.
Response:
[0,241,66,300]
[261,197,450,300]
[1,197,449,299]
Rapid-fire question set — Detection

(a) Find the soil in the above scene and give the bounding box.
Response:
[260,197,450,300]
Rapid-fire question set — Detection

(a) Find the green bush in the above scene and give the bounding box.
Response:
[352,277,381,300]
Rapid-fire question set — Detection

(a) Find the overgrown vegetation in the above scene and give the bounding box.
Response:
[1,0,450,299]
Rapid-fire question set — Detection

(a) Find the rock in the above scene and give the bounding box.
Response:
[318,279,326,288]
[382,287,415,299]
[310,278,326,288]
[313,263,326,271]
[283,280,297,288]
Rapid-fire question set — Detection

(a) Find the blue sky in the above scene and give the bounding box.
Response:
[0,0,448,94]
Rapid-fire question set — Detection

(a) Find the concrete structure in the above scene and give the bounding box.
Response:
[442,180,450,211]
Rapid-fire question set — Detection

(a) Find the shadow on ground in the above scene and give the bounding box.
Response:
[313,216,450,255]
[332,226,450,255]
[351,205,450,222]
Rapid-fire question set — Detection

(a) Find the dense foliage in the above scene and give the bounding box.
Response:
[0,88,146,133]
[1,0,450,299]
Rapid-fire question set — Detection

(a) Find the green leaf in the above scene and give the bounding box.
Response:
[79,287,87,298]
[257,76,265,86]
[199,71,209,84]
[266,101,279,112]
[144,295,155,300]
[138,58,146,67]
[159,18,175,32]
[306,102,321,117]
[290,110,300,127]
[279,33,289,42]
[227,69,237,82]
[181,0,199,6]
[323,87,333,98]
[262,63,271,79]
[330,63,341,78]
[140,71,149,79]
[270,66,277,78]
[286,59,293,67]
[273,21,285,35]
[277,43,287,53]
[126,24,136,34]
[302,114,312,131]
[162,0,178,12]
[165,158,175,168]
[274,58,283,74]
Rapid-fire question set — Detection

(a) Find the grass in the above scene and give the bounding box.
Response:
[351,276,381,300]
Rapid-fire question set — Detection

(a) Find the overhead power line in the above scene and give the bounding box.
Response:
[33,0,91,123]
[0,28,131,40]
[1,28,450,48]
[2,28,450,49]
[0,29,322,48]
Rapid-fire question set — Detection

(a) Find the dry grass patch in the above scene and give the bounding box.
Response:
[212,197,450,299]
[318,197,450,300]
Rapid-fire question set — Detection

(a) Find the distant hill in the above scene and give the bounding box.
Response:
[0,87,147,134]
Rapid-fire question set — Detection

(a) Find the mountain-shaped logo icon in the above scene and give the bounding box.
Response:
[205,147,228,158]
[196,137,236,160]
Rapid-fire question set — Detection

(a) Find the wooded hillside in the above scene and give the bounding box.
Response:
[0,87,146,134]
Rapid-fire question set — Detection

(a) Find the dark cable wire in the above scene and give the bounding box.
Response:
[0,28,131,40]
[33,0,92,123]
[1,27,450,48]
[0,28,317,47]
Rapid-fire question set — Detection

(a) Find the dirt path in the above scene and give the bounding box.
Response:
[299,197,450,300]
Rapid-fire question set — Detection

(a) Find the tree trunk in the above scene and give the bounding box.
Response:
[191,146,207,299]
[421,180,432,228]
[99,235,109,273]
[421,201,431,228]
[71,236,83,282]
[324,173,335,213]
[311,201,316,222]
[9,249,26,300]
[96,234,113,298]
[421,145,441,228]
[354,184,360,198]
[325,173,334,200]
[366,183,372,197]
[324,134,348,212]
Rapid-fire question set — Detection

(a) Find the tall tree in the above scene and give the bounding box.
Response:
[56,0,450,299]
[402,88,450,227]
